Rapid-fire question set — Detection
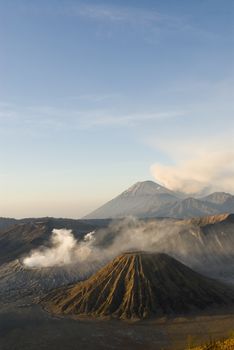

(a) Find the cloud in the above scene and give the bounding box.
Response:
[60,3,219,43]
[150,138,234,195]
[0,102,184,133]
[21,2,222,46]
[74,4,164,25]
[66,93,117,103]
[78,110,186,129]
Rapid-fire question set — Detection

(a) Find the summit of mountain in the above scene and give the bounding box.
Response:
[84,181,180,219]
[201,192,234,205]
[121,180,177,196]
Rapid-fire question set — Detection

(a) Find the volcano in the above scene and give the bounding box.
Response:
[83,181,180,219]
[42,252,234,320]
[83,181,234,219]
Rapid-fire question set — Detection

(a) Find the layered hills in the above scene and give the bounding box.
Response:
[42,252,234,320]
[84,181,234,219]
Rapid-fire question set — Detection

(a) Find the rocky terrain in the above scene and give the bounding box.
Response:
[0,259,89,304]
[42,252,234,320]
[1,213,234,306]
[1,213,234,350]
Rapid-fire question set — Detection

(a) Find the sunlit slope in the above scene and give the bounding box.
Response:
[42,252,234,320]
[190,337,234,350]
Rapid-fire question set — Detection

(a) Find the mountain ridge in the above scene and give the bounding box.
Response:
[84,181,234,219]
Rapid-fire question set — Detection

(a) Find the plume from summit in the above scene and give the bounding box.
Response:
[151,151,234,195]
[23,229,96,269]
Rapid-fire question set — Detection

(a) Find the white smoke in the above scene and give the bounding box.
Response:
[23,218,186,269]
[23,229,96,268]
[22,216,234,282]
[83,231,95,242]
[151,151,234,195]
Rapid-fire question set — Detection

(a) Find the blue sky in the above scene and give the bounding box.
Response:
[0,0,233,218]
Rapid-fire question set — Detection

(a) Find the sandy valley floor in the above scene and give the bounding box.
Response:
[1,302,234,350]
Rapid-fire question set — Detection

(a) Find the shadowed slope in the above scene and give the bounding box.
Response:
[0,219,107,265]
[42,252,234,320]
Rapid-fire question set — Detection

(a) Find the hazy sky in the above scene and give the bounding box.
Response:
[1,0,233,218]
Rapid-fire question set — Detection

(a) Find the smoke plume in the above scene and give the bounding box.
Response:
[23,229,96,268]
[23,218,185,269]
[22,216,234,282]
[151,151,234,195]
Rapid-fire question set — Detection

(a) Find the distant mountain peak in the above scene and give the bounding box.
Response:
[83,180,180,219]
[83,180,234,220]
[121,180,174,197]
[201,192,233,205]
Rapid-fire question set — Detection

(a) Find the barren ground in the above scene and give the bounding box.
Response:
[1,302,234,350]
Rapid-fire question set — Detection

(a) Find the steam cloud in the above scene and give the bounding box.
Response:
[23,218,186,269]
[151,151,234,194]
[22,216,233,278]
[23,229,96,268]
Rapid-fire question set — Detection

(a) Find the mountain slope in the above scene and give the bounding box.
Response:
[84,181,234,219]
[84,181,180,219]
[0,217,18,231]
[155,214,234,283]
[0,259,84,303]
[42,252,234,320]
[156,197,218,218]
[201,192,234,206]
